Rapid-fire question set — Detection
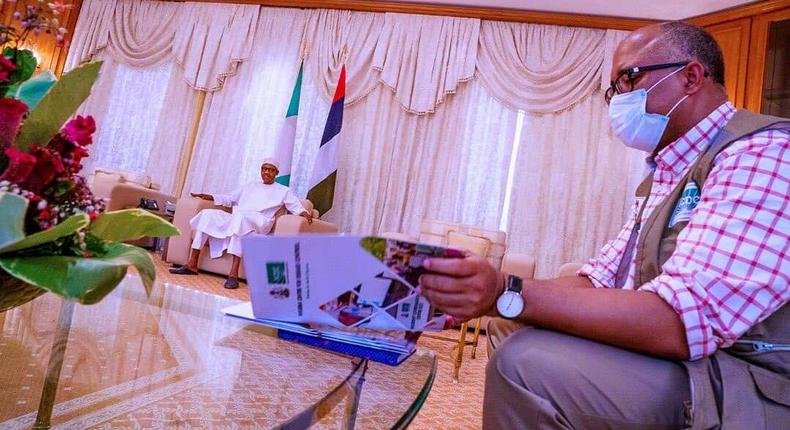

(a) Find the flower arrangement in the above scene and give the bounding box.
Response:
[0,0,179,312]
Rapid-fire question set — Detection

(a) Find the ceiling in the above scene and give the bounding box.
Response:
[391,0,760,20]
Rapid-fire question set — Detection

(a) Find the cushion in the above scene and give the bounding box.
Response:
[447,231,491,257]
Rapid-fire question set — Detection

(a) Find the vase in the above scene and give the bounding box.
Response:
[0,269,46,313]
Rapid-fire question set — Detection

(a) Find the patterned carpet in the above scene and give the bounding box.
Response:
[152,252,487,429]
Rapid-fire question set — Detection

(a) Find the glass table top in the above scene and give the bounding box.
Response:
[0,276,436,429]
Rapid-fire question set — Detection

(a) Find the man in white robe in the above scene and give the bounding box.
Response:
[170,159,312,288]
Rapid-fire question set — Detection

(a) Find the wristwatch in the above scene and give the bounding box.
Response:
[496,275,525,319]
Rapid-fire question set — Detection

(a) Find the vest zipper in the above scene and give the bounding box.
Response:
[733,340,790,352]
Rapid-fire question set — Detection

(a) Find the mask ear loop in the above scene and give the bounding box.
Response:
[645,65,689,116]
[646,65,687,93]
[666,94,689,116]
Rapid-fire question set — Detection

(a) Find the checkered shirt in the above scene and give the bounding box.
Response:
[579,102,790,359]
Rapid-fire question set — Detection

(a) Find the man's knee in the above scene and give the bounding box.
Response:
[486,317,525,357]
[487,327,603,401]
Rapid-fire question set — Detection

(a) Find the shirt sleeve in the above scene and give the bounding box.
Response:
[213,184,244,207]
[639,130,790,360]
[283,188,307,215]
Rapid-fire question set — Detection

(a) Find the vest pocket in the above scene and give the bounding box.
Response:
[748,364,790,407]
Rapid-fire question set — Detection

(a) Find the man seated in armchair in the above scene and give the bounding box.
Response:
[170,159,312,289]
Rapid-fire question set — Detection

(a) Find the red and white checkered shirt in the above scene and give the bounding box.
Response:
[579,102,790,360]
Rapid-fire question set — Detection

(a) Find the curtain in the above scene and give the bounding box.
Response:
[476,21,627,113]
[288,77,519,236]
[67,0,259,91]
[76,53,199,194]
[506,92,645,278]
[185,8,307,195]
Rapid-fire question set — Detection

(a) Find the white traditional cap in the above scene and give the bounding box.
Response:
[261,158,280,171]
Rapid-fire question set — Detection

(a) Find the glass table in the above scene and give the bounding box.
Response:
[0,277,437,429]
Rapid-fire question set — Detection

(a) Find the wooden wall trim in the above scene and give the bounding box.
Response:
[184,0,656,30]
[689,0,790,26]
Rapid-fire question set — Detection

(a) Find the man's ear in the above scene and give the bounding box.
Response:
[683,60,707,95]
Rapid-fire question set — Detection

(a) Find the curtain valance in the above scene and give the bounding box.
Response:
[67,0,259,92]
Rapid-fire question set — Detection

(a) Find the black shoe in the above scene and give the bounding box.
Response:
[224,277,240,289]
[169,266,198,275]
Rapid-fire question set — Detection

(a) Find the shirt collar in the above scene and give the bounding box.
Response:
[652,102,736,176]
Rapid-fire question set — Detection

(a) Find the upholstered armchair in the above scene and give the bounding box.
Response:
[165,196,337,279]
[89,168,175,214]
[383,219,535,382]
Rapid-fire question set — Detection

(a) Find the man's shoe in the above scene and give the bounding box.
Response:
[169,266,198,275]
[224,277,240,289]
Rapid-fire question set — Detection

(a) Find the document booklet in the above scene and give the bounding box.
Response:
[238,234,464,332]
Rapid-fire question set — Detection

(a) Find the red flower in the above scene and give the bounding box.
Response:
[0,56,16,83]
[0,98,29,150]
[61,115,96,146]
[22,146,64,194]
[0,147,36,183]
[47,134,89,173]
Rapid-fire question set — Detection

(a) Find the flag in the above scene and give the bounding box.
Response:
[307,65,345,215]
[274,61,304,186]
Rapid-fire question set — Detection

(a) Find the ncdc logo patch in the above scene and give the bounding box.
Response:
[668,181,701,228]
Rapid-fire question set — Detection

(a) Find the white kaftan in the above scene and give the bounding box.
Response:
[190,181,306,258]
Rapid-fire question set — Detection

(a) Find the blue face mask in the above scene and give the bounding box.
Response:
[608,66,689,153]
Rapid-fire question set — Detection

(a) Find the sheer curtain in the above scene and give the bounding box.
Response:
[506,92,645,278]
[287,77,519,236]
[184,8,307,195]
[77,54,199,193]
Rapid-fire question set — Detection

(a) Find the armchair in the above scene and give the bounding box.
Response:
[165,196,337,279]
[89,168,175,214]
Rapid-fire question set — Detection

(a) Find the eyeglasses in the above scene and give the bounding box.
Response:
[261,167,278,173]
[604,61,689,104]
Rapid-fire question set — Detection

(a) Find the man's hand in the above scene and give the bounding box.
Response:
[419,254,503,322]
[300,211,313,224]
[190,192,214,201]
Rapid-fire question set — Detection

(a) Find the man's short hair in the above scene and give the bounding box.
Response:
[658,21,725,86]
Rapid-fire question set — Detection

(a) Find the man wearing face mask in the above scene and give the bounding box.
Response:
[419,22,789,429]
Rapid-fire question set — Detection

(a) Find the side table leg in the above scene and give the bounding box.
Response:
[33,300,75,430]
[344,360,369,430]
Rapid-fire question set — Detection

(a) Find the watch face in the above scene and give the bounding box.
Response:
[497,292,524,319]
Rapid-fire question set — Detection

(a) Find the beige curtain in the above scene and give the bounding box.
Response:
[305,11,479,115]
[67,0,259,91]
[303,9,384,106]
[506,92,645,278]
[371,13,479,114]
[185,8,307,195]
[287,77,519,236]
[476,21,627,113]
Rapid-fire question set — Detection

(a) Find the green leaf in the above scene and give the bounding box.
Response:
[15,61,103,151]
[0,213,89,254]
[0,192,27,249]
[0,242,156,305]
[3,48,37,86]
[15,70,57,110]
[89,209,180,242]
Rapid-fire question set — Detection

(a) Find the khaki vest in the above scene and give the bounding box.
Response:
[631,110,790,429]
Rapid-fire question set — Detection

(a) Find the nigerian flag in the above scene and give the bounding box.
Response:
[275,61,303,186]
[308,65,345,215]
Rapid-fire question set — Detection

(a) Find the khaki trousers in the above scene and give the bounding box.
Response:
[484,319,691,429]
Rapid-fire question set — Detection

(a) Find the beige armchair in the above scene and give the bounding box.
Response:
[165,196,337,279]
[89,168,175,214]
[557,262,585,277]
[383,219,535,382]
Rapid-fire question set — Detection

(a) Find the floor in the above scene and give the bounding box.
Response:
[153,254,487,429]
